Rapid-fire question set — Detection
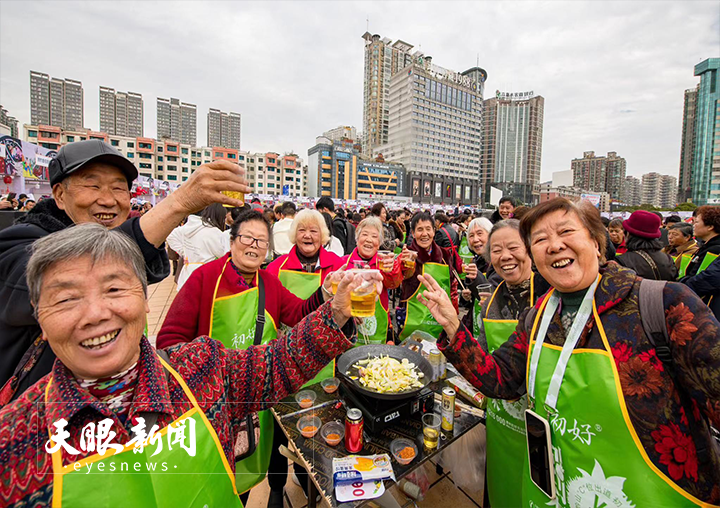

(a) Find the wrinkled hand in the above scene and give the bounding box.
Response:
[169,160,251,214]
[461,288,472,301]
[331,270,384,328]
[322,270,342,301]
[0,200,13,210]
[463,263,478,280]
[417,273,461,339]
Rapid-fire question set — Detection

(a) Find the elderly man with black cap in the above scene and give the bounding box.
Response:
[0,139,248,404]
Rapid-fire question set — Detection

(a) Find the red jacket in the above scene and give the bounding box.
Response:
[266,245,345,284]
[157,253,324,348]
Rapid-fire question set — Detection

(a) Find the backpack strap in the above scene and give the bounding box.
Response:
[636,250,661,280]
[638,279,710,463]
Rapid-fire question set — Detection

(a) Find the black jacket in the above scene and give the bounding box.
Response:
[616,249,678,281]
[684,253,720,318]
[0,199,170,398]
[684,234,720,278]
[434,223,459,250]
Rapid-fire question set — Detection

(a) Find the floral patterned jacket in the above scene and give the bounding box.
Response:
[439,262,720,504]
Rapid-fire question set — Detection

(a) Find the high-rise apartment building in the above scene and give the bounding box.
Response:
[483,91,544,204]
[373,56,486,205]
[685,58,720,205]
[99,87,144,137]
[361,33,415,154]
[622,176,642,206]
[0,106,19,138]
[571,151,626,200]
[31,72,84,130]
[207,108,241,149]
[157,98,196,145]
[30,71,50,126]
[642,172,677,209]
[245,152,306,196]
[678,86,698,203]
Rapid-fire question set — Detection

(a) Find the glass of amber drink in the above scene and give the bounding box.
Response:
[403,250,418,271]
[350,276,377,318]
[221,190,244,208]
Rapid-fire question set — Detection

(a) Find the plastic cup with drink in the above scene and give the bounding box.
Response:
[403,249,418,271]
[221,190,244,208]
[377,250,395,273]
[477,283,493,310]
[350,275,378,318]
[422,413,442,450]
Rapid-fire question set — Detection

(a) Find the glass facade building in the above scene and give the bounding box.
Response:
[691,58,720,205]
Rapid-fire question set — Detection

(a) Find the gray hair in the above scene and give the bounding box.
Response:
[484,219,522,264]
[669,222,693,238]
[27,223,148,307]
[355,216,384,241]
[468,217,492,235]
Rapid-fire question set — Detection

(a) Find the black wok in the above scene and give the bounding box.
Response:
[336,344,433,401]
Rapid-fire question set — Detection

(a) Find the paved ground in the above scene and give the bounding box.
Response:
[146,275,483,508]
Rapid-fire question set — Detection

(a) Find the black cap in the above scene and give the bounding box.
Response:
[49,139,138,187]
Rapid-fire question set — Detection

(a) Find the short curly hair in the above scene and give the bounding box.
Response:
[695,205,720,234]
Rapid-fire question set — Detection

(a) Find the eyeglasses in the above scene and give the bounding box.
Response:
[237,235,269,250]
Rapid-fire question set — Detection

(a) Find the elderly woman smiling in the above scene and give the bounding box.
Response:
[335,216,403,344]
[0,223,377,508]
[417,198,720,506]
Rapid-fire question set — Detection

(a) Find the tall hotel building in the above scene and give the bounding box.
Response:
[482,91,544,205]
[99,87,144,137]
[30,71,84,130]
[372,54,486,205]
[679,58,720,205]
[361,33,415,155]
[157,97,197,146]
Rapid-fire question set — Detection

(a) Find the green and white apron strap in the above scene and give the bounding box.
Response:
[528,276,600,411]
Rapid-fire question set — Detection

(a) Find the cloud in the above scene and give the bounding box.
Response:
[1,1,717,182]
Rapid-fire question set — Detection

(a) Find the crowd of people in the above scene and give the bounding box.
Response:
[0,140,718,508]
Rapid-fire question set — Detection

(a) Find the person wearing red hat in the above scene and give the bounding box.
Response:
[615,210,677,280]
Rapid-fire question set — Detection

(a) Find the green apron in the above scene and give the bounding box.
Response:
[678,253,693,278]
[399,261,451,341]
[483,276,534,508]
[698,251,719,273]
[458,235,474,280]
[209,259,277,494]
[46,356,242,508]
[523,276,705,507]
[277,258,335,387]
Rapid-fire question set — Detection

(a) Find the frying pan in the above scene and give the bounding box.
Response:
[336,344,433,401]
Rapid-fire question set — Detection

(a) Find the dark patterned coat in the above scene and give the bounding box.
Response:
[439,262,720,504]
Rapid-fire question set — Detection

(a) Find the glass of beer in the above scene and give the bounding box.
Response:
[377,251,394,272]
[403,250,418,271]
[221,190,244,208]
[478,283,493,310]
[422,413,441,449]
[350,277,377,318]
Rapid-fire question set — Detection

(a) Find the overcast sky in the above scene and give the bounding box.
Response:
[1,1,718,181]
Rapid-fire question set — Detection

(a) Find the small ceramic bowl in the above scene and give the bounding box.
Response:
[295,390,316,409]
[320,421,344,446]
[390,438,418,465]
[321,377,340,394]
[297,415,321,438]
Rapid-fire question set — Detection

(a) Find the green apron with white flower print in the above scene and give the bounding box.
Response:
[209,259,277,495]
[483,276,534,508]
[399,262,451,341]
[523,275,703,508]
[277,259,335,387]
